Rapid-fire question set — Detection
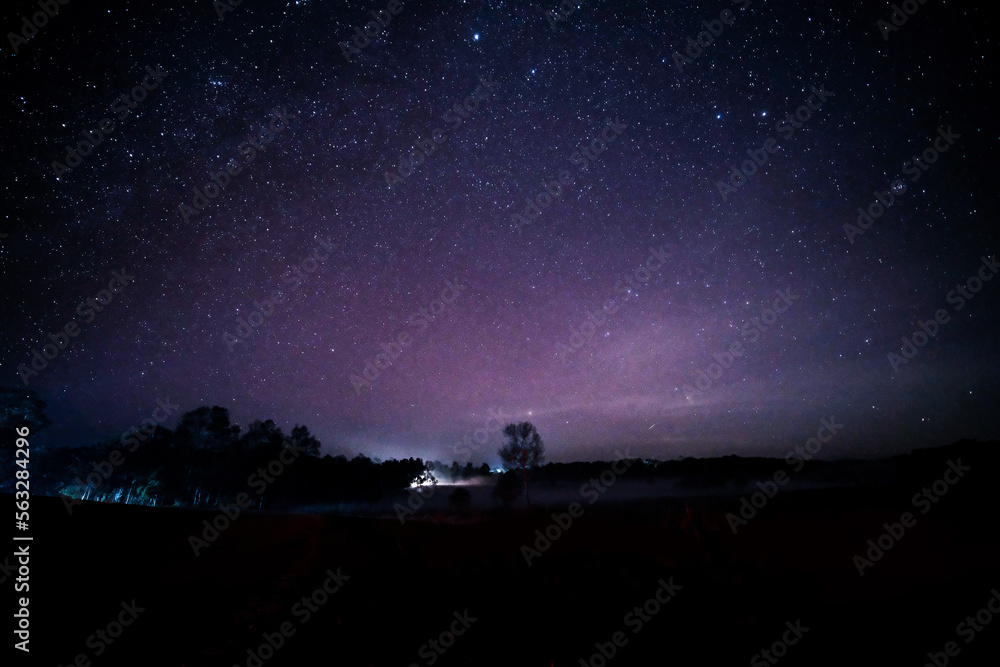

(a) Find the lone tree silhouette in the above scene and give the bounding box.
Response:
[498,422,545,508]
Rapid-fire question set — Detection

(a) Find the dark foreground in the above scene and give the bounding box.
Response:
[7,444,1000,667]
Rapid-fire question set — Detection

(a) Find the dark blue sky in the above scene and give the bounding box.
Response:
[2,0,997,464]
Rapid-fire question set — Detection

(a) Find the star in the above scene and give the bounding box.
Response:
[3,0,993,466]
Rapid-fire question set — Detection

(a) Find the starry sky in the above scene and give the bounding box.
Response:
[2,0,997,465]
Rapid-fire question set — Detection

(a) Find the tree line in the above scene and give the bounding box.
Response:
[0,390,442,509]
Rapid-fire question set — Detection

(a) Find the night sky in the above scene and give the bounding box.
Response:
[2,0,997,465]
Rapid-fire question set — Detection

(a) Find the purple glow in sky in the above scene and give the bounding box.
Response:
[2,0,997,464]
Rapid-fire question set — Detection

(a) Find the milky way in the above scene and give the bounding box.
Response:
[2,0,997,464]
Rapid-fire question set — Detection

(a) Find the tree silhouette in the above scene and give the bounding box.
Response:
[289,424,321,457]
[175,407,241,505]
[498,422,545,508]
[0,388,52,478]
[0,387,51,435]
[175,406,240,451]
[8,397,435,508]
[239,419,285,455]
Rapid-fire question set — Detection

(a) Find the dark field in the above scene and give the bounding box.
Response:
[11,442,1000,667]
